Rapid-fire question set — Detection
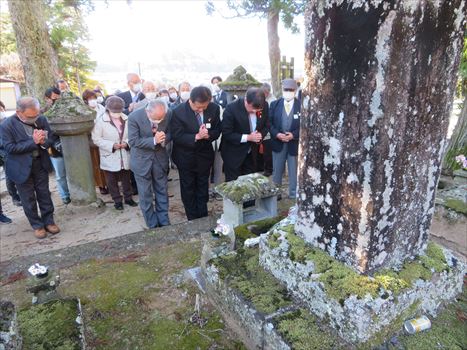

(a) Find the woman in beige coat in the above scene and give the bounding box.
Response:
[91,96,137,210]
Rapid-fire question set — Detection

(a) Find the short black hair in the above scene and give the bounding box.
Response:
[211,76,222,84]
[45,87,61,98]
[190,86,212,104]
[245,87,266,109]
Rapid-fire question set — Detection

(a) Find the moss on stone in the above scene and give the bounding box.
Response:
[215,173,279,203]
[270,228,449,302]
[18,299,81,350]
[275,309,343,350]
[444,198,467,215]
[212,247,292,314]
[234,215,284,243]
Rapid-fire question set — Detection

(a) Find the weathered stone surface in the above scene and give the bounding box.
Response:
[46,92,97,204]
[0,301,20,350]
[296,0,466,273]
[218,65,262,99]
[259,218,466,343]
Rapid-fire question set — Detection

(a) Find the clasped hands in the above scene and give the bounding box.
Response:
[113,142,128,150]
[195,124,210,141]
[32,129,47,145]
[277,132,293,143]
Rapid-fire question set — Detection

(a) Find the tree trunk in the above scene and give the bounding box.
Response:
[296,0,465,274]
[442,97,467,174]
[7,0,59,100]
[267,8,281,97]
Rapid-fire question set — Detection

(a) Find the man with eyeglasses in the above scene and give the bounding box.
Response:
[221,87,270,182]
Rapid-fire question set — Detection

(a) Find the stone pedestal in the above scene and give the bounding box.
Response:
[45,93,97,205]
[215,173,280,228]
[295,0,466,274]
[26,271,61,304]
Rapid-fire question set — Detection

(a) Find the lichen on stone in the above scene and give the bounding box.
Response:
[234,215,284,243]
[443,198,467,215]
[267,225,450,302]
[215,173,280,203]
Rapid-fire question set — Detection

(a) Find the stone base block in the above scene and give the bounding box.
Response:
[259,218,466,343]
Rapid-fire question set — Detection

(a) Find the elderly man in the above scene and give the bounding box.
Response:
[0,97,60,238]
[169,81,191,109]
[270,78,301,199]
[128,99,171,228]
[133,80,159,111]
[117,73,145,115]
[170,86,221,220]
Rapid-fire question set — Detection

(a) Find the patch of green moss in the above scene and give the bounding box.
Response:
[444,198,467,215]
[234,215,284,243]
[212,248,292,314]
[275,309,343,350]
[18,299,81,350]
[267,231,281,249]
[276,229,450,302]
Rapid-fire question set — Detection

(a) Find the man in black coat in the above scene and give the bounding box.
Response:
[221,87,269,182]
[117,73,145,115]
[0,97,60,238]
[170,86,221,220]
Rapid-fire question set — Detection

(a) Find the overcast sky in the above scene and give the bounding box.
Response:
[85,0,305,89]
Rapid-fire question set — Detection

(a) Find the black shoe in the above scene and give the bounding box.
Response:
[263,171,272,177]
[124,199,138,207]
[63,197,71,205]
[277,194,282,201]
[114,202,124,210]
[132,189,139,196]
[0,214,12,224]
[12,199,22,207]
[99,187,109,195]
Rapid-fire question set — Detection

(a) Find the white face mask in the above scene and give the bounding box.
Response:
[0,111,6,120]
[88,99,98,108]
[283,91,295,102]
[96,96,104,103]
[132,83,142,93]
[160,96,170,104]
[169,92,178,100]
[180,91,190,102]
[212,84,220,93]
[145,92,157,100]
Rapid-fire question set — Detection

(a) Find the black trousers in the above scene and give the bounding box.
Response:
[16,158,55,230]
[6,171,20,202]
[262,140,273,173]
[224,152,255,182]
[104,169,133,204]
[178,167,210,220]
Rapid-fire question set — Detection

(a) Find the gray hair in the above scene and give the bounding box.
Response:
[146,98,168,113]
[261,82,272,92]
[178,81,191,91]
[16,97,40,112]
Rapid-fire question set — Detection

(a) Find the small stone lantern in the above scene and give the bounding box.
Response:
[45,92,97,205]
[215,173,280,228]
[218,65,262,102]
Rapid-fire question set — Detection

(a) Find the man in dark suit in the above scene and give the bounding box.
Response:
[117,73,145,115]
[170,86,221,220]
[128,98,172,229]
[270,79,301,198]
[0,97,60,238]
[211,76,228,109]
[221,87,270,182]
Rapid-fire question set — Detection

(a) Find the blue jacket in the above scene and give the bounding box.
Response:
[269,98,301,156]
[0,114,56,184]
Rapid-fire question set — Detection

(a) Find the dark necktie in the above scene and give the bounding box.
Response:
[195,113,202,126]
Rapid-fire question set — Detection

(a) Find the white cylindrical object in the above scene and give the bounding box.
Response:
[404,316,431,334]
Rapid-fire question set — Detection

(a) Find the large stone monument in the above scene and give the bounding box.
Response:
[295,0,466,274]
[45,93,97,205]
